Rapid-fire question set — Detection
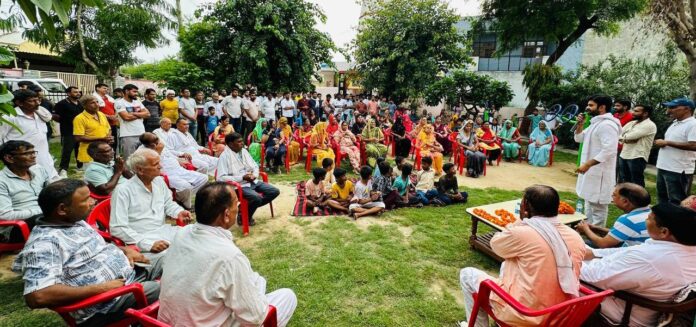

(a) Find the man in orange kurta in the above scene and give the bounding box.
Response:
[459,185,586,326]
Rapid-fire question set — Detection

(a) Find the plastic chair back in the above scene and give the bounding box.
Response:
[471,279,613,327]
[0,220,30,253]
[86,198,121,244]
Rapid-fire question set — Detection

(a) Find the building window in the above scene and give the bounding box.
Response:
[522,41,545,58]
[473,40,496,58]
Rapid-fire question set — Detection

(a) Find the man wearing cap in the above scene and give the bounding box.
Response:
[654,97,696,204]
[581,202,696,327]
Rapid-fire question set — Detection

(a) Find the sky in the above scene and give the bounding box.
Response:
[134,0,482,63]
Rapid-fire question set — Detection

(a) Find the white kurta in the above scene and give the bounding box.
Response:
[110,175,185,252]
[216,146,259,188]
[168,129,218,175]
[159,148,208,193]
[0,109,58,179]
[153,128,174,148]
[574,113,621,204]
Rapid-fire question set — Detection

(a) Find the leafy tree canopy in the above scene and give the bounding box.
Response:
[122,58,213,92]
[353,0,469,103]
[178,0,335,92]
[25,0,176,81]
[424,70,513,115]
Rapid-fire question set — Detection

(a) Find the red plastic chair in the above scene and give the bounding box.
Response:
[330,138,343,169]
[0,220,30,253]
[448,132,459,163]
[53,283,150,327]
[223,172,275,236]
[356,136,367,166]
[125,303,278,327]
[469,279,614,327]
[89,191,111,204]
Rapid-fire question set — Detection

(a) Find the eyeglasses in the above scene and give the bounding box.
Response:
[12,151,38,157]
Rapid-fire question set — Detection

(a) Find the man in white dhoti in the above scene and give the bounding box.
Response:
[575,95,622,227]
[158,183,297,327]
[168,118,218,175]
[139,132,207,210]
[110,148,192,256]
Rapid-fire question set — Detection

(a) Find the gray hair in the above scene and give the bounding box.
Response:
[79,94,98,107]
[159,117,171,124]
[126,148,158,171]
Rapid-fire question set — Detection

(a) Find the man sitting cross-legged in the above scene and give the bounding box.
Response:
[581,203,696,327]
[83,141,132,196]
[158,182,297,327]
[168,118,218,175]
[110,148,192,255]
[0,140,53,242]
[216,132,279,226]
[459,185,585,326]
[575,183,651,248]
[139,132,207,210]
[12,179,160,327]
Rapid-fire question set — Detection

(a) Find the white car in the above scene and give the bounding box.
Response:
[1,77,68,103]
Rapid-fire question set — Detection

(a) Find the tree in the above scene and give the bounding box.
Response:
[178,0,335,92]
[479,0,648,114]
[353,0,469,103]
[424,70,513,116]
[25,0,177,82]
[649,0,696,100]
[122,58,214,92]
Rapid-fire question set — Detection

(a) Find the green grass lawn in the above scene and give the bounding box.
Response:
[0,142,647,326]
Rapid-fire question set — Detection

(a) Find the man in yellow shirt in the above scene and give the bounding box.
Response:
[73,95,113,165]
[160,90,179,121]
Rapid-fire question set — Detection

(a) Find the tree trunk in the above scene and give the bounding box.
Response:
[687,52,696,101]
[76,4,100,78]
[176,0,183,33]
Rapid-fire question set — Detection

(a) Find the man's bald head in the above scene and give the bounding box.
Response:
[139,132,158,148]
[616,183,651,208]
[522,185,560,218]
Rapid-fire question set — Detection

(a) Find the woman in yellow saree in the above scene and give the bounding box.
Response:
[309,121,335,166]
[278,117,300,164]
[418,124,445,174]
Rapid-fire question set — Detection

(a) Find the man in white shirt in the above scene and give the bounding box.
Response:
[581,203,696,327]
[158,182,296,327]
[168,118,218,175]
[332,93,346,118]
[111,148,192,254]
[618,105,657,187]
[654,97,696,204]
[177,88,197,139]
[241,92,260,140]
[261,93,276,122]
[574,95,622,227]
[216,132,279,226]
[221,89,243,134]
[139,132,207,210]
[203,91,223,119]
[280,93,295,120]
[0,90,58,178]
[153,118,174,148]
[115,84,150,160]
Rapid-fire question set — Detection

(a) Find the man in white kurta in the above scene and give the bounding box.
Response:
[168,118,218,175]
[138,132,207,210]
[574,96,622,227]
[153,118,175,148]
[158,183,296,327]
[0,90,58,179]
[110,148,192,254]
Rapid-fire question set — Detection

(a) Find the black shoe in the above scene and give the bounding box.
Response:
[237,216,256,226]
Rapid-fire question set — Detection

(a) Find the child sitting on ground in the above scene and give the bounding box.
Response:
[349,166,386,219]
[322,158,336,193]
[435,163,468,205]
[393,156,405,177]
[392,163,424,207]
[327,168,354,213]
[306,168,330,213]
[372,161,400,209]
[415,157,441,205]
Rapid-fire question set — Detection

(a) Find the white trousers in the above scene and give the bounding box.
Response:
[191,153,219,176]
[256,276,297,327]
[585,200,609,227]
[166,169,208,209]
[459,267,493,327]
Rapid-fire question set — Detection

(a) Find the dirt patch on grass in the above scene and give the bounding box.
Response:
[455,160,578,193]
[429,278,464,307]
[0,254,18,280]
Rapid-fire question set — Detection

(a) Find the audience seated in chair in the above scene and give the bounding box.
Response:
[12,179,160,327]
[83,141,132,196]
[0,140,53,242]
[459,185,585,327]
[349,166,385,219]
[575,183,651,248]
[168,118,218,175]
[435,163,468,205]
[152,117,174,149]
[528,121,554,167]
[498,120,521,161]
[139,132,207,210]
[580,202,696,327]
[110,148,192,255]
[158,182,297,327]
[216,132,280,226]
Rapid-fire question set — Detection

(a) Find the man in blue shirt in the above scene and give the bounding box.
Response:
[576,183,651,248]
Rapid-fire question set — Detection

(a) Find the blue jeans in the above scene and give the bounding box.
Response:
[656,169,693,205]
[242,182,280,220]
[188,121,198,143]
[230,117,242,134]
[435,191,468,205]
[618,157,646,187]
[415,189,438,204]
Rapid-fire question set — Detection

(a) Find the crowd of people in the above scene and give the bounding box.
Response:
[2,79,696,327]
